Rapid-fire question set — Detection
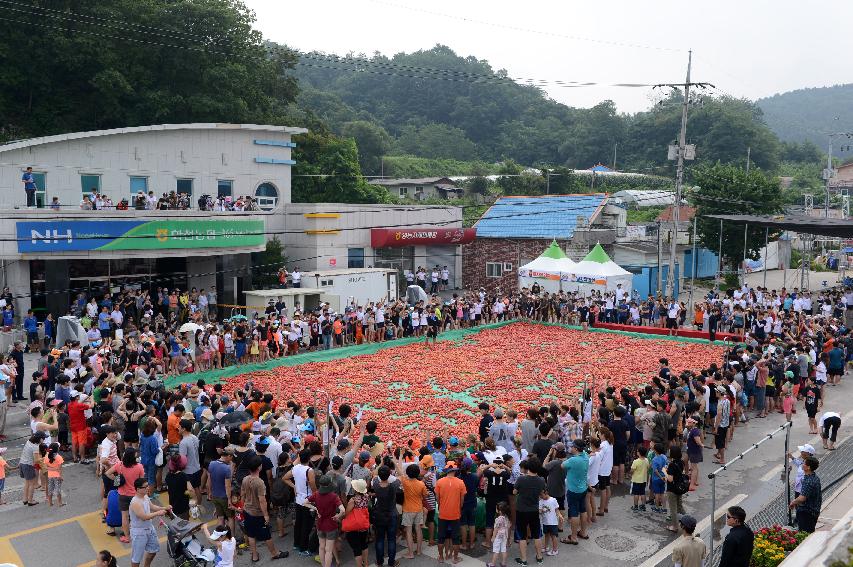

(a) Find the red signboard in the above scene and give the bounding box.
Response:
[371,227,476,248]
[329,258,337,266]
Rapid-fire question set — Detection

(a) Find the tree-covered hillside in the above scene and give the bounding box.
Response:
[757,84,853,157]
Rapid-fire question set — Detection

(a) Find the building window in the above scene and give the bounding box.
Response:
[130,176,148,196]
[415,186,424,194]
[486,262,504,278]
[399,187,408,197]
[81,174,101,196]
[255,182,278,211]
[348,248,365,269]
[31,172,46,208]
[217,179,233,198]
[176,178,193,198]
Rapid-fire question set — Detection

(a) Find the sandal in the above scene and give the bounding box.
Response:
[560,539,578,545]
[272,551,289,560]
[577,534,589,540]
[251,555,260,563]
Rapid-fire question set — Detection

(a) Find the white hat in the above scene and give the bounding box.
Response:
[797,444,816,455]
[69,390,81,398]
[208,528,229,541]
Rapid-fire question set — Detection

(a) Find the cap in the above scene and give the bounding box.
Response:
[553,442,566,454]
[492,456,504,464]
[359,451,371,462]
[290,435,300,444]
[351,479,368,494]
[251,421,262,432]
[208,529,229,541]
[69,390,81,398]
[449,436,459,446]
[461,457,473,469]
[678,514,697,531]
[443,461,458,473]
[572,439,586,452]
[644,400,653,405]
[420,455,435,468]
[716,386,727,394]
[337,438,351,451]
[318,474,335,494]
[797,444,816,455]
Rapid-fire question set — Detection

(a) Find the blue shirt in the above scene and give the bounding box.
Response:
[43,318,53,338]
[462,472,479,508]
[24,315,38,333]
[208,459,232,499]
[193,404,208,422]
[22,172,36,190]
[98,312,111,331]
[2,310,13,327]
[651,454,668,483]
[431,450,446,472]
[828,347,844,369]
[562,452,589,494]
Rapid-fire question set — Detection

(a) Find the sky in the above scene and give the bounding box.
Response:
[245,0,853,114]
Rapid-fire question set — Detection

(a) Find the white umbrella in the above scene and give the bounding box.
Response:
[178,322,202,334]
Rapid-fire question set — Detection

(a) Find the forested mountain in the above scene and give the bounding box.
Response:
[757,84,853,156]
[290,45,790,175]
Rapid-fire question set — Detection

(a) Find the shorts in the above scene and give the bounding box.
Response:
[765,386,776,398]
[651,479,666,495]
[566,490,586,518]
[457,504,476,527]
[130,527,160,564]
[426,509,435,525]
[120,494,134,511]
[631,482,647,496]
[243,512,271,542]
[542,524,559,536]
[0,478,5,491]
[829,366,843,377]
[613,445,627,467]
[72,429,88,447]
[492,538,507,553]
[514,511,541,540]
[376,322,385,329]
[598,475,611,489]
[47,477,63,498]
[19,464,36,481]
[715,427,729,450]
[212,497,234,518]
[437,519,461,544]
[187,470,202,488]
[346,530,370,555]
[318,529,339,540]
[401,511,424,527]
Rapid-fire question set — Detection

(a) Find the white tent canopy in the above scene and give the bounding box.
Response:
[518,241,578,293]
[561,243,633,293]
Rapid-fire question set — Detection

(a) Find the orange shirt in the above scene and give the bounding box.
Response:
[0,457,6,479]
[44,455,63,478]
[167,412,182,445]
[333,320,343,335]
[434,475,466,521]
[245,402,264,420]
[401,477,428,513]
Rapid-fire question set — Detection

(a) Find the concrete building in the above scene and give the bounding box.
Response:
[0,123,305,316]
[462,194,626,292]
[273,203,471,291]
[369,177,464,200]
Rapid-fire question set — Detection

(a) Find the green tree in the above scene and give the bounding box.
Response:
[292,132,393,203]
[395,122,479,161]
[690,163,784,268]
[340,120,392,175]
[0,0,298,141]
[496,160,544,195]
[251,237,287,288]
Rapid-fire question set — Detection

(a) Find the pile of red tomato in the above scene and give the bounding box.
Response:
[221,323,723,442]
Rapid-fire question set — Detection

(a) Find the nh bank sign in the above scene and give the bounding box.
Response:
[17,219,265,253]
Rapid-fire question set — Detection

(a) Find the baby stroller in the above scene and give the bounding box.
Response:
[164,512,216,567]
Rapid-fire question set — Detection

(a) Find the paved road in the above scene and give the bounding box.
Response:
[0,356,850,566]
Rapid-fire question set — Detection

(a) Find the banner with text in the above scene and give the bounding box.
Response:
[370,227,475,248]
[16,219,266,253]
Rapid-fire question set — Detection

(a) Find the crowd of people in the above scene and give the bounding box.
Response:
[0,281,850,567]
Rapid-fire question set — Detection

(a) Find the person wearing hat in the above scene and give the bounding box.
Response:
[343,478,371,567]
[684,417,703,491]
[671,514,706,567]
[306,474,345,567]
[713,386,731,464]
[434,461,466,564]
[201,523,236,567]
[787,444,816,498]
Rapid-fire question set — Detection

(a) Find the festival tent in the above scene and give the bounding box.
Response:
[518,241,578,292]
[561,243,633,292]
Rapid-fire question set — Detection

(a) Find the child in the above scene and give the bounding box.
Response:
[783,387,795,423]
[44,443,64,506]
[538,489,561,556]
[488,501,511,567]
[54,401,70,452]
[105,489,122,536]
[630,447,650,511]
[650,443,668,513]
[202,523,237,567]
[0,447,8,505]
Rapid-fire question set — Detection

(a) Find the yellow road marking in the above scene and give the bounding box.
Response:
[0,537,23,567]
[0,511,100,541]
[78,510,125,559]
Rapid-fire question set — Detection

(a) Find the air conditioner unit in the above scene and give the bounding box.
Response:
[503,263,513,272]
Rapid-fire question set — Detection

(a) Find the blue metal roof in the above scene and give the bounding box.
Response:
[475,194,607,239]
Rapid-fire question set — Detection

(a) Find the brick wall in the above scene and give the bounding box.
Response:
[462,238,573,293]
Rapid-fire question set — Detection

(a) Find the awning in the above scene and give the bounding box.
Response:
[706,214,853,239]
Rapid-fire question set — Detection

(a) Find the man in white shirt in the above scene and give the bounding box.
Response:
[440,266,450,290]
[291,268,302,289]
[430,269,439,294]
[86,298,99,319]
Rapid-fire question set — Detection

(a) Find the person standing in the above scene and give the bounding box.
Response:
[513,459,546,566]
[671,514,706,567]
[789,456,822,533]
[241,455,288,562]
[128,478,171,567]
[22,166,37,208]
[371,464,402,567]
[561,439,589,545]
[10,342,24,403]
[178,419,202,504]
[434,461,466,564]
[719,506,754,567]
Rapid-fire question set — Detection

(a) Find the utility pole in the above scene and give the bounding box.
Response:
[746,147,751,174]
[655,50,714,299]
[612,142,618,171]
[546,170,551,194]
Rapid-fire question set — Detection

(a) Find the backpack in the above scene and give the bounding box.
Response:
[270,465,294,507]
